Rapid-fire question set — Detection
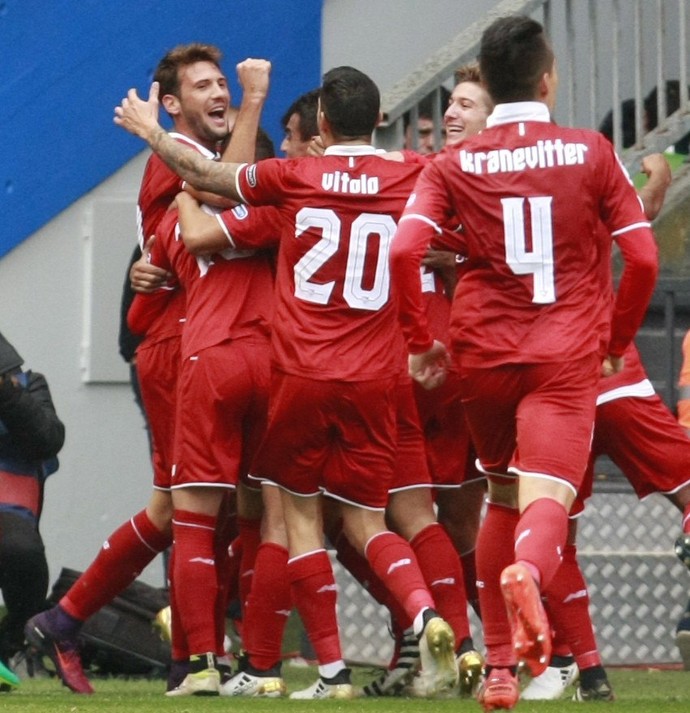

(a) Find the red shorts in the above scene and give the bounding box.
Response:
[414,371,483,488]
[253,372,397,509]
[458,353,600,494]
[390,380,432,492]
[172,339,270,489]
[573,393,690,514]
[136,335,180,490]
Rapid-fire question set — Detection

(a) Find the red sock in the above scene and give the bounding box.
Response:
[288,550,341,666]
[172,509,218,655]
[683,503,690,535]
[460,548,481,618]
[476,502,519,667]
[514,498,568,590]
[237,516,262,612]
[365,531,434,624]
[334,530,411,629]
[411,523,471,643]
[544,544,601,669]
[167,544,189,661]
[61,509,171,621]
[244,543,292,670]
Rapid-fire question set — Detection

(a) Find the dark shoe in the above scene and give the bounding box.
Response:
[24,611,93,694]
[573,677,615,701]
[359,626,418,696]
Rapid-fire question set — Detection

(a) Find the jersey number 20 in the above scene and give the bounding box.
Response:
[294,207,396,311]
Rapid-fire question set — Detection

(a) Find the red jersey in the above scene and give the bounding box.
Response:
[131,134,217,343]
[392,102,658,367]
[134,206,275,360]
[234,145,423,381]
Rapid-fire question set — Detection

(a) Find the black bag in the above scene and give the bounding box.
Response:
[48,567,171,677]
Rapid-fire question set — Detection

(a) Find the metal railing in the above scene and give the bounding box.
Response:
[375,0,690,177]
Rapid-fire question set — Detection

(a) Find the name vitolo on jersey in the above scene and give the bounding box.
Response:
[321,170,380,195]
[458,138,588,175]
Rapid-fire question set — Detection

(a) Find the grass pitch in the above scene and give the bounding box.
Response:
[1,665,689,713]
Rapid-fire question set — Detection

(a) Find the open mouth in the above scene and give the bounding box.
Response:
[208,107,227,126]
[446,125,465,137]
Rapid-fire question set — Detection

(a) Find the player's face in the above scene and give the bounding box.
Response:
[174,61,231,147]
[405,116,439,155]
[281,113,311,158]
[444,81,492,146]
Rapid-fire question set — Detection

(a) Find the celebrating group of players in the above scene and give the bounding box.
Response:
[21,14,690,712]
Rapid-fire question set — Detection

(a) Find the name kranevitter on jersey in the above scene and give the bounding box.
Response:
[459,139,588,175]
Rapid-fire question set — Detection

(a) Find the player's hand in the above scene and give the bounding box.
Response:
[422,248,458,271]
[601,354,624,377]
[236,58,271,101]
[307,135,325,157]
[114,82,161,139]
[130,237,171,293]
[408,340,451,390]
[640,153,671,184]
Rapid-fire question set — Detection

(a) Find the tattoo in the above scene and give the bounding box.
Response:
[148,126,241,200]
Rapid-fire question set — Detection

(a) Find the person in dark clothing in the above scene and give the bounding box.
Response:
[118,245,151,452]
[0,332,65,688]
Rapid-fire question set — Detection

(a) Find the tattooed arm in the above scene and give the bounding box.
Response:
[114,81,243,201]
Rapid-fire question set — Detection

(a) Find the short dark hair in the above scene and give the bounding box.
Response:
[479,15,554,104]
[319,66,380,139]
[281,89,320,141]
[154,43,223,98]
[255,127,276,160]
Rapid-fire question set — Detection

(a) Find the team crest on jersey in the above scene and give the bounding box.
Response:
[246,164,258,187]
[232,205,249,220]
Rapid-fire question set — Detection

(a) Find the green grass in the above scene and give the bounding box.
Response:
[1,665,690,712]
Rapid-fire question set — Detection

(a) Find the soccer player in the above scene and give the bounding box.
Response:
[358,64,494,699]
[280,88,320,158]
[127,132,275,694]
[114,63,459,700]
[415,63,493,621]
[389,15,658,712]
[25,46,268,695]
[524,153,690,702]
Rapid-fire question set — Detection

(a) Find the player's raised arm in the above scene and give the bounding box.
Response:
[114,81,243,201]
[220,58,271,165]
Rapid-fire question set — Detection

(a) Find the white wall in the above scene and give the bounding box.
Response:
[0,154,164,589]
[322,0,495,93]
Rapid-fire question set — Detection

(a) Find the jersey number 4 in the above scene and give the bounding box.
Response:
[502,196,555,304]
[293,207,396,310]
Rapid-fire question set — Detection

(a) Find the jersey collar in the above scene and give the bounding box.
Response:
[486,102,551,129]
[324,144,378,157]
